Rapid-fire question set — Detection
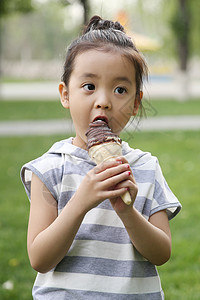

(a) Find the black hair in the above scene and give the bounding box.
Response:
[61,15,148,96]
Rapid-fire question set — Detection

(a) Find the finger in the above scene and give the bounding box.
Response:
[130,173,136,184]
[114,179,136,190]
[115,158,137,184]
[94,159,122,174]
[115,157,132,175]
[97,163,130,181]
[115,156,129,164]
[102,187,129,200]
[114,180,138,200]
[101,170,132,189]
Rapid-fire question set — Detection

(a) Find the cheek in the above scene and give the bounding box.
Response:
[111,113,129,135]
[70,105,89,126]
[117,99,134,120]
[111,101,134,134]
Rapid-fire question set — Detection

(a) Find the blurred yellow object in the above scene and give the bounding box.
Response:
[127,31,161,52]
[116,10,129,27]
[116,10,161,52]
[9,258,20,267]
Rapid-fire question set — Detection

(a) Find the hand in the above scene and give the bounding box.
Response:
[109,156,138,215]
[72,159,132,214]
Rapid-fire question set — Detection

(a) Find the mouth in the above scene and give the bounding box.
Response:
[93,115,109,124]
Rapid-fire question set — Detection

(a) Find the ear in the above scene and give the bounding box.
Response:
[132,91,143,116]
[59,82,70,109]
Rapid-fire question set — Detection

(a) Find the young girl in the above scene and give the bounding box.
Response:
[21,16,181,299]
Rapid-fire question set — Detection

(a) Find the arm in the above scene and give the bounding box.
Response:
[27,173,85,273]
[27,160,131,273]
[118,208,171,266]
[110,157,171,266]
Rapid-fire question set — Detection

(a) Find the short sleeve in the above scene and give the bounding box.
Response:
[150,160,181,220]
[20,152,63,202]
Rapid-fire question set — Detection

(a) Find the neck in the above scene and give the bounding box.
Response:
[72,136,88,151]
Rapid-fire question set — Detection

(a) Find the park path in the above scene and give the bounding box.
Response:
[0,116,200,136]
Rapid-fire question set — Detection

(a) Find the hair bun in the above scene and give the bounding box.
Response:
[83,15,125,34]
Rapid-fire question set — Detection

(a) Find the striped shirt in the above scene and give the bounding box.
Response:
[21,137,181,299]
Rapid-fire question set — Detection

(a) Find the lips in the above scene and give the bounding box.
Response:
[93,115,109,124]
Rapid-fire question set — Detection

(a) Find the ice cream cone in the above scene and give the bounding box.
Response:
[88,142,122,164]
[89,142,132,205]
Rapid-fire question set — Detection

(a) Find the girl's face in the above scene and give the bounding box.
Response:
[59,49,141,150]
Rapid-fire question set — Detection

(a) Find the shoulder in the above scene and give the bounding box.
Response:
[122,141,182,220]
[122,141,157,169]
[20,138,74,201]
[24,138,74,170]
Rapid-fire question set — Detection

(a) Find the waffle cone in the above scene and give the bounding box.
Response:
[88,142,122,164]
[89,142,131,205]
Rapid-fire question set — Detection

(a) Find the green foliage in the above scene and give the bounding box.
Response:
[165,0,200,58]
[0,2,81,60]
[1,0,200,64]
[169,0,189,38]
[189,0,200,55]
[0,0,33,17]
[0,131,200,298]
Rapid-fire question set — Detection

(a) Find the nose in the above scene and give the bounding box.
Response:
[95,92,111,110]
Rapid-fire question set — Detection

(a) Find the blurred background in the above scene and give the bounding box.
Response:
[1,0,200,100]
[0,0,200,299]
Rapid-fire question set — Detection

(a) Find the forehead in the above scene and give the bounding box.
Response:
[72,49,136,80]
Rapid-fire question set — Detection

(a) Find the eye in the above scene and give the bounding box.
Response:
[114,87,127,95]
[83,84,95,91]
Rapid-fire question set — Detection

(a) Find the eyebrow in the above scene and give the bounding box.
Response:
[80,73,99,79]
[114,76,132,85]
[80,73,132,85]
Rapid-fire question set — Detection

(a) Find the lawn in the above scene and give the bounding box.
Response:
[0,99,200,121]
[0,130,200,299]
[0,100,69,121]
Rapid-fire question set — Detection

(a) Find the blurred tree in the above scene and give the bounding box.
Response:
[0,0,33,17]
[167,0,200,68]
[60,0,90,24]
[189,0,200,56]
[170,0,190,71]
[0,2,80,61]
[80,0,89,24]
[167,0,200,100]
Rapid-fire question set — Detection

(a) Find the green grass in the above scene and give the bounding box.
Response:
[142,99,200,117]
[0,99,200,121]
[0,131,200,299]
[0,101,70,121]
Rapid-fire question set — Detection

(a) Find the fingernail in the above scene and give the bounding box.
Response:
[127,171,131,175]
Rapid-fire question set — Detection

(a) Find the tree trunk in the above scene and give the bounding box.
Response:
[79,0,89,24]
[178,0,190,71]
[171,0,190,100]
